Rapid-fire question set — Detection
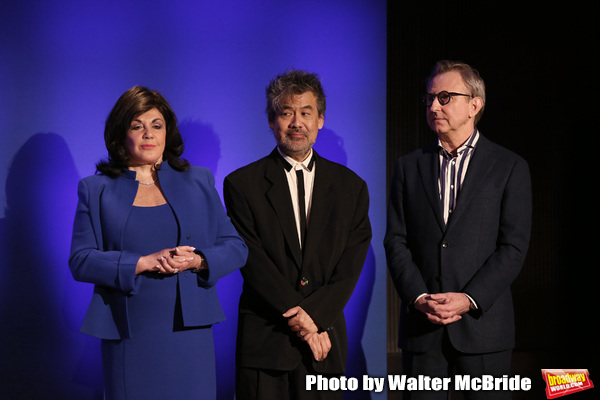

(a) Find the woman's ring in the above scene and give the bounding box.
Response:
[174,268,179,274]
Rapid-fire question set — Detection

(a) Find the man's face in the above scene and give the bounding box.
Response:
[269,91,324,162]
[426,71,480,138]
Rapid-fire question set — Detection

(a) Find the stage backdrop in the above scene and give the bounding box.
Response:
[0,1,387,399]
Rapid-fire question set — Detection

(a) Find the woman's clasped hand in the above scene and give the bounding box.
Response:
[135,245,201,274]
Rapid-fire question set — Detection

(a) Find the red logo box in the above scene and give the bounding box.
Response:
[541,369,593,398]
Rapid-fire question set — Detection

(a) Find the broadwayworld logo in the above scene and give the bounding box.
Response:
[541,369,594,398]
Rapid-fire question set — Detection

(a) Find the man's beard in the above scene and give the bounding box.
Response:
[278,129,315,159]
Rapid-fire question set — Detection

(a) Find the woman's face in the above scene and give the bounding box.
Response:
[125,108,166,167]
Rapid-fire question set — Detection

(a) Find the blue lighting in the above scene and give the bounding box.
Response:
[0,1,386,398]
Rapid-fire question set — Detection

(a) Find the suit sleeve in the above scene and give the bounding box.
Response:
[298,180,372,331]
[223,175,304,313]
[68,179,140,294]
[384,159,430,304]
[191,170,248,288]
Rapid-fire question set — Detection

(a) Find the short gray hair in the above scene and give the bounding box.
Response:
[428,60,486,124]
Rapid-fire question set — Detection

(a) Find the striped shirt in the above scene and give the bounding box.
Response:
[438,130,479,224]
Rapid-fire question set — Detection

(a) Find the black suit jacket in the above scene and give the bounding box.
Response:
[224,148,371,373]
[384,133,531,354]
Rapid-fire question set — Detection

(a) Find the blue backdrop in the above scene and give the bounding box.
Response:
[0,1,387,398]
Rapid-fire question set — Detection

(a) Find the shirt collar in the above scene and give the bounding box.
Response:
[277,147,315,172]
[438,129,479,157]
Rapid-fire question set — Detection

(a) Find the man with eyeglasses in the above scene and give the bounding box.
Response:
[385,60,532,399]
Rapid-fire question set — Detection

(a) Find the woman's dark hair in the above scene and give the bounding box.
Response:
[96,86,189,177]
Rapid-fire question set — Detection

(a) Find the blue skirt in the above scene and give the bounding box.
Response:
[101,205,216,400]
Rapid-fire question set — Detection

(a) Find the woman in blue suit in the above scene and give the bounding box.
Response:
[69,86,248,399]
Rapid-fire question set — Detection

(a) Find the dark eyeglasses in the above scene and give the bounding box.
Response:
[422,91,472,106]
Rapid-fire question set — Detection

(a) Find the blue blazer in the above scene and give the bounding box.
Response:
[69,163,248,339]
[385,133,532,354]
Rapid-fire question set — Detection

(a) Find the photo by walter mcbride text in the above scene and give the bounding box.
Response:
[305,374,532,393]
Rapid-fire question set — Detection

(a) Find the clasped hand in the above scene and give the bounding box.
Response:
[136,246,200,274]
[283,306,331,362]
[414,292,472,325]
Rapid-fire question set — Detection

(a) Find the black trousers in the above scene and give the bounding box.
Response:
[237,360,343,400]
[402,329,512,400]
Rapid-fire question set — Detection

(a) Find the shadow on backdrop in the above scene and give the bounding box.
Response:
[0,128,376,400]
[180,119,222,177]
[0,133,103,399]
[179,119,244,399]
[316,128,376,399]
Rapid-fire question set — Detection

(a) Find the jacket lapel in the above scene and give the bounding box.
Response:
[264,150,303,268]
[446,135,495,230]
[155,164,184,241]
[99,170,138,251]
[302,153,333,268]
[418,142,446,231]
